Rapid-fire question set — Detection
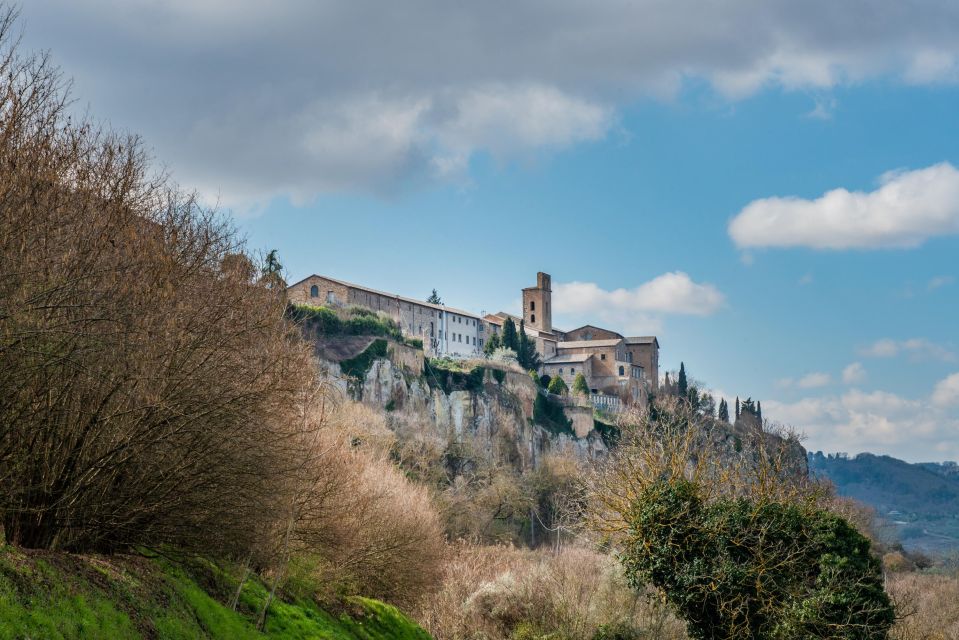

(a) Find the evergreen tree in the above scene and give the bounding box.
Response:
[501,317,519,352]
[260,249,286,290]
[427,288,442,304]
[517,320,541,371]
[718,399,729,423]
[483,331,501,356]
[677,362,688,399]
[757,401,763,423]
[572,372,589,397]
[735,396,741,421]
[547,375,568,395]
[664,372,671,394]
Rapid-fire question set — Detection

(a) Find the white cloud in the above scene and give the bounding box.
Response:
[20,1,959,206]
[842,362,866,385]
[797,372,832,388]
[766,385,959,462]
[552,272,724,334]
[728,163,959,249]
[778,371,833,389]
[928,275,955,291]
[860,338,955,362]
[933,373,959,408]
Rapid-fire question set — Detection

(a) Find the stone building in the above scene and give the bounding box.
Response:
[287,274,481,357]
[287,270,660,405]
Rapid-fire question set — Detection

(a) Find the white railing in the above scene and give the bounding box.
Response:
[590,393,622,413]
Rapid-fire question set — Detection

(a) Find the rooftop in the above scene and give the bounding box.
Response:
[625,336,659,346]
[544,353,592,364]
[557,338,623,349]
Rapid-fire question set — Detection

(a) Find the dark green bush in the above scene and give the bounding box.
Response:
[621,478,894,640]
[423,359,485,394]
[492,369,505,384]
[340,339,388,379]
[593,419,621,448]
[533,393,574,437]
[288,304,403,341]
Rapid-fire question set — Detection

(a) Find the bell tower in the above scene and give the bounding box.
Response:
[522,272,552,333]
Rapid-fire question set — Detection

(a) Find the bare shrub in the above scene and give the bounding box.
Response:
[269,395,445,613]
[0,10,314,555]
[416,542,686,640]
[887,572,959,640]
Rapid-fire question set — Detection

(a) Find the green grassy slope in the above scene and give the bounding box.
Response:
[0,545,431,640]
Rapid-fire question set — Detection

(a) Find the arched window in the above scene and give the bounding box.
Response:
[310,285,319,297]
[531,314,536,324]
[530,301,535,311]
[619,366,625,376]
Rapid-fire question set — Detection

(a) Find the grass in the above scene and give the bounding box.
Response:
[0,545,432,640]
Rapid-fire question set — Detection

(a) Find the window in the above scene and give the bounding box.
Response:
[570,367,575,374]
[479,339,484,347]
[439,330,443,339]
[600,353,606,360]
[619,366,625,376]
[530,301,535,311]
[309,285,319,297]
[473,337,476,345]
[531,314,536,324]
[326,290,335,303]
[558,368,564,374]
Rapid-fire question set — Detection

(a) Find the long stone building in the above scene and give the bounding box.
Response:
[287,274,483,357]
[287,270,659,405]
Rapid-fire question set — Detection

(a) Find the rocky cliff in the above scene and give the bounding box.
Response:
[319,348,610,471]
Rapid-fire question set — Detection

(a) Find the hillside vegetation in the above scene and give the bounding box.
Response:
[0,545,430,640]
[809,452,959,552]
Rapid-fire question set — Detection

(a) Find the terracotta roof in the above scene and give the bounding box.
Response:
[565,324,624,339]
[289,273,480,319]
[544,353,592,364]
[557,339,623,349]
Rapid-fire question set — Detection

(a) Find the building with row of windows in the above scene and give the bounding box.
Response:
[287,271,660,406]
[286,274,481,357]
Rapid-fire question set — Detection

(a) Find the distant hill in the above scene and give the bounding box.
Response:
[808,452,959,553]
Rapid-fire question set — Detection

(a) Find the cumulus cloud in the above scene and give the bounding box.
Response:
[860,338,955,362]
[842,362,866,384]
[19,0,959,207]
[552,272,724,334]
[766,385,959,462]
[933,373,959,407]
[728,163,959,249]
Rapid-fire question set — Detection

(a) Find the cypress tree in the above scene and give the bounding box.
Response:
[735,396,741,421]
[677,362,688,399]
[501,317,518,352]
[757,401,763,423]
[483,331,501,356]
[718,398,729,423]
[517,320,540,370]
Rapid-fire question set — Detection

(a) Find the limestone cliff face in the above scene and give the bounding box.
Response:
[328,356,609,470]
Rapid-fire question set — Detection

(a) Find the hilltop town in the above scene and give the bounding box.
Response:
[287,271,660,408]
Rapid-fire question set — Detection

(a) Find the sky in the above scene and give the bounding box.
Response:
[19,0,959,462]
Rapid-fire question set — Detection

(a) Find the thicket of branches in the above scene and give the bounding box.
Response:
[589,398,895,639]
[0,9,319,554]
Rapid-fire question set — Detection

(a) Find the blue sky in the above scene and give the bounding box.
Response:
[21,0,959,461]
